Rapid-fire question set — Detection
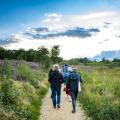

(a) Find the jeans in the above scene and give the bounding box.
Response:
[51,87,61,108]
[70,91,78,111]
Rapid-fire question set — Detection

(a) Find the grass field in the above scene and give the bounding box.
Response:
[78,65,120,120]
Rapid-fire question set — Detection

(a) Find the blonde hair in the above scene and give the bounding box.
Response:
[53,63,59,71]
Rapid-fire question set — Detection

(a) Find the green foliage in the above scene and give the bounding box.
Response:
[0,47,6,59]
[16,62,38,87]
[0,106,17,120]
[26,49,36,61]
[0,59,13,79]
[0,60,49,120]
[0,78,19,107]
[78,66,120,120]
[67,57,91,65]
[0,78,31,120]
[50,45,60,63]
[28,85,48,120]
[0,46,61,68]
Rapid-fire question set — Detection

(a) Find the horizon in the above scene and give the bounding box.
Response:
[0,0,120,59]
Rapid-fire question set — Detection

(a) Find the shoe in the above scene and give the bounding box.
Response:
[53,106,56,109]
[57,105,60,109]
[72,109,76,113]
[51,95,52,99]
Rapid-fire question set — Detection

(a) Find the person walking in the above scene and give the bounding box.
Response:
[66,68,82,113]
[48,64,64,109]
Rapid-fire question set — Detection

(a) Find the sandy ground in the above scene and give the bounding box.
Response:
[39,86,88,120]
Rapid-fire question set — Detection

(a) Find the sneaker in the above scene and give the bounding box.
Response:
[51,95,52,99]
[72,109,76,113]
[57,105,60,109]
[53,106,56,109]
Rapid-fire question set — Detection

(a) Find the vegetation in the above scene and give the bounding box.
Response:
[0,45,63,120]
[0,46,63,69]
[0,46,120,120]
[78,65,120,120]
[0,59,49,120]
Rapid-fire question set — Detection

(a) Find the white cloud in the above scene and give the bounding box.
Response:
[44,13,62,18]
[42,13,62,24]
[4,11,120,59]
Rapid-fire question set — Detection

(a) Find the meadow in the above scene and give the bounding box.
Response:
[78,65,120,120]
[0,60,49,120]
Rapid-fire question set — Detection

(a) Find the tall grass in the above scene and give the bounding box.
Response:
[78,66,120,120]
[0,60,49,120]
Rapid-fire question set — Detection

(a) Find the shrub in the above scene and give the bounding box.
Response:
[16,62,37,86]
[0,59,13,79]
[0,78,19,107]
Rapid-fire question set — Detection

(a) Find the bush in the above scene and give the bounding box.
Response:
[16,62,37,86]
[0,60,49,120]
[0,106,17,120]
[0,78,19,107]
[0,59,13,79]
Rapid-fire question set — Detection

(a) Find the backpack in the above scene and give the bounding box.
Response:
[69,72,79,81]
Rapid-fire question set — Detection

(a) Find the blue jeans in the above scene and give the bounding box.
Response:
[51,87,61,108]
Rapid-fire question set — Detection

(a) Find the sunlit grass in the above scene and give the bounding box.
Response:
[78,66,120,120]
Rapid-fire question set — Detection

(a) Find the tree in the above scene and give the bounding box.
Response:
[16,49,27,60]
[113,58,120,62]
[26,49,36,61]
[101,57,110,64]
[50,45,60,64]
[37,46,51,68]
[0,47,6,59]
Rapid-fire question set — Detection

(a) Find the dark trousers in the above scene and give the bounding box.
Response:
[70,91,78,111]
[51,87,61,108]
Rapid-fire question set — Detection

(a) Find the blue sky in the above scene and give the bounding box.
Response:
[0,0,120,59]
[0,0,120,37]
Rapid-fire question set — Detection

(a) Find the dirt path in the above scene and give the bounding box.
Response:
[39,86,88,120]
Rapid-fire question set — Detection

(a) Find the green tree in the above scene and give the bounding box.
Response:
[16,49,26,60]
[26,49,36,61]
[0,47,6,59]
[50,45,60,64]
[37,46,51,68]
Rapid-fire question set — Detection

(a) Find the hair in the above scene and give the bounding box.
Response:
[72,67,77,72]
[53,64,59,71]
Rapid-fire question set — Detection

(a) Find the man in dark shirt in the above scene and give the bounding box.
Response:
[48,64,64,109]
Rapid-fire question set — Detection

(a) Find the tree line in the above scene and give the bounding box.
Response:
[63,57,120,67]
[0,46,120,67]
[0,46,63,68]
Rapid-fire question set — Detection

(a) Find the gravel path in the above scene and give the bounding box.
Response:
[40,86,87,120]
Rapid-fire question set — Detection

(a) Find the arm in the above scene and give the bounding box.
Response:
[60,73,64,84]
[48,73,52,83]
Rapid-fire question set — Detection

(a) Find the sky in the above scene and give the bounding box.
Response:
[0,0,120,59]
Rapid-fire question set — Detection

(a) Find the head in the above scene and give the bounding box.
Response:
[64,64,68,66]
[72,68,77,72]
[53,64,59,71]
